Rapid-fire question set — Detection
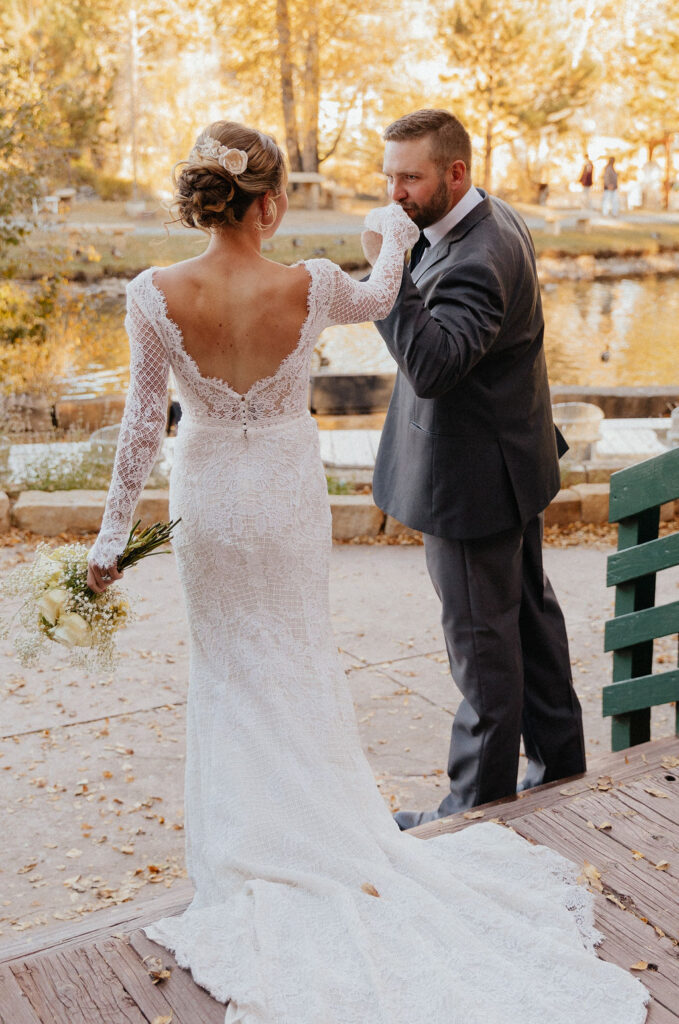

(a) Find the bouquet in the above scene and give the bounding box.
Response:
[0,519,179,670]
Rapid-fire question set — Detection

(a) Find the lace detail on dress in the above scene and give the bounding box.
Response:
[89,204,418,569]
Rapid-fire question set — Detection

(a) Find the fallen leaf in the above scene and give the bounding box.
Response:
[605,893,627,910]
[579,861,603,891]
[65,849,82,859]
[631,850,645,860]
[654,861,670,871]
[596,822,613,831]
[630,961,649,971]
[463,810,484,820]
[142,954,172,985]
[644,787,669,799]
[596,775,614,791]
[17,861,38,874]
[152,1016,173,1024]
[361,883,380,897]
[661,756,679,770]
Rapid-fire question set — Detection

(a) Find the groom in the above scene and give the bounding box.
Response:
[370,109,586,828]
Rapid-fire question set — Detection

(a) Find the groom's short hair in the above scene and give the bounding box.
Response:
[383,110,471,174]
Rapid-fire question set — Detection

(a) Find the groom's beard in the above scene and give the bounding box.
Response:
[398,176,452,229]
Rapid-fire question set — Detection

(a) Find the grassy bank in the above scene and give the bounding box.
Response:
[0,229,368,281]
[3,203,679,281]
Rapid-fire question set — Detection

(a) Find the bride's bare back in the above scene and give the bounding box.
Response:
[154,255,311,396]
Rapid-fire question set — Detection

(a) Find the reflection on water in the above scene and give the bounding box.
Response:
[62,276,678,395]
[541,277,678,386]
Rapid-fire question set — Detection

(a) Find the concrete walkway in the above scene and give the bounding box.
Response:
[68,203,679,239]
[1,538,677,940]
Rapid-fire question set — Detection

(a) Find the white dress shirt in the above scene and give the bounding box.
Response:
[423,186,484,247]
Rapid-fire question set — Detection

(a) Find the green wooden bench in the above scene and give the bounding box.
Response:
[604,446,679,750]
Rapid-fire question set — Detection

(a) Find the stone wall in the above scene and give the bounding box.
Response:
[2,486,677,541]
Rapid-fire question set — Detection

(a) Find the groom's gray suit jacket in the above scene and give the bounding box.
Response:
[373,191,563,540]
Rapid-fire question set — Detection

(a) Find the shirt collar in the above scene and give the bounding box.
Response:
[423,186,483,247]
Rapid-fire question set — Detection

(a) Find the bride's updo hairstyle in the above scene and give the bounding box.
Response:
[172,121,286,232]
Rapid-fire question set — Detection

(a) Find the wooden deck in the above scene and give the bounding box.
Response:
[1,736,678,1023]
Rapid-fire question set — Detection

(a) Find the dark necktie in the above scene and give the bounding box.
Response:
[410,231,430,270]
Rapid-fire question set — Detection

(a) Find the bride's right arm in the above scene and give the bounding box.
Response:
[323,205,419,326]
[87,283,170,589]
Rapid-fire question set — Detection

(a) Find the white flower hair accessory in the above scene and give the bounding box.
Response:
[190,132,248,175]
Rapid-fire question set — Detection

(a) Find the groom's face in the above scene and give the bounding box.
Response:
[383,137,453,229]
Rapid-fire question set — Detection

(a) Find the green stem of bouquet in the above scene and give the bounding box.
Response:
[117,518,182,571]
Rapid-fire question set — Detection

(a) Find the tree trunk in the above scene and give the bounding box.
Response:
[663,132,673,211]
[483,104,493,191]
[276,0,302,171]
[301,1,320,172]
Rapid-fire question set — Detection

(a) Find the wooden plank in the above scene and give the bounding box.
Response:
[609,448,679,521]
[128,928,226,1022]
[647,1001,679,1024]
[609,772,679,828]
[94,936,175,1021]
[9,945,146,1024]
[559,789,679,893]
[604,601,679,650]
[0,884,193,965]
[603,669,679,716]
[608,534,679,586]
[591,894,679,1016]
[0,964,42,1024]
[513,803,679,941]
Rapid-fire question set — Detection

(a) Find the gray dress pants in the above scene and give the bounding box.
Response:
[423,513,586,814]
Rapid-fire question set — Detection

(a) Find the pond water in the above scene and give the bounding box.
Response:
[58,275,678,397]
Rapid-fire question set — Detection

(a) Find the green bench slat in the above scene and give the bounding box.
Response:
[604,600,679,651]
[602,668,679,716]
[608,447,679,521]
[607,533,679,586]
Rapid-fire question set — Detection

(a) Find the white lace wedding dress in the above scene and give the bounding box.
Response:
[89,205,648,1024]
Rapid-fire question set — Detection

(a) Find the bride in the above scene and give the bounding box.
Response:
[87,121,648,1024]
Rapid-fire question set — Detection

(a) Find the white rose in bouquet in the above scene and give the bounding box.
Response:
[51,612,92,648]
[36,587,70,626]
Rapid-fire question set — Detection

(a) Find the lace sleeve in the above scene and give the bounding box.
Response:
[322,204,419,326]
[88,280,170,569]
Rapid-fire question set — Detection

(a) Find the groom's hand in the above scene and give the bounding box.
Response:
[361,229,382,267]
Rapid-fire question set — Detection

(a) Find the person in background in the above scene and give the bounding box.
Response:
[578,154,593,207]
[602,156,619,216]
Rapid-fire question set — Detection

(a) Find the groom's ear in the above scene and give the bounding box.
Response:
[448,160,467,185]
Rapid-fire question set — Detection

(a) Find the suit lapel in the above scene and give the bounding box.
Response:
[412,193,493,285]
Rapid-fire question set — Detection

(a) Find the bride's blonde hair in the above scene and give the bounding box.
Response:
[171,121,286,232]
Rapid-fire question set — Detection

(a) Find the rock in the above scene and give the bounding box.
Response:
[383,516,422,539]
[544,489,582,526]
[11,489,170,536]
[572,484,610,524]
[330,495,384,539]
[54,395,128,433]
[0,394,54,433]
[310,373,396,415]
[0,491,10,531]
